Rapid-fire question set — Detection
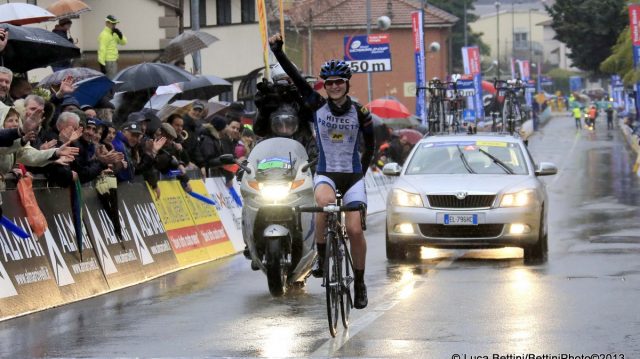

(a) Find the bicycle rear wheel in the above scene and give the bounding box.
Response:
[325,232,340,337]
[339,234,353,328]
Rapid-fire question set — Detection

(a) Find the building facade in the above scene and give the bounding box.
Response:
[285,0,458,113]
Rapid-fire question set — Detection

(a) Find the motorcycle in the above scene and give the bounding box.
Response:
[239,137,316,296]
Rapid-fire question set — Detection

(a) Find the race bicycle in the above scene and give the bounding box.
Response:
[494,78,525,134]
[297,193,366,337]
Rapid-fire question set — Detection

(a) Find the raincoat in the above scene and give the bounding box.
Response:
[97,27,127,65]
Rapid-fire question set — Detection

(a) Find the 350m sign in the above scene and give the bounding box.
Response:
[346,59,392,73]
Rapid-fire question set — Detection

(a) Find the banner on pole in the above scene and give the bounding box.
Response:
[411,11,426,124]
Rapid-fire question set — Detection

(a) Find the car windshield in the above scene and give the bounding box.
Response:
[404,140,529,175]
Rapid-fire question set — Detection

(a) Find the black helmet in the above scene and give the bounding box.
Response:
[320,60,352,80]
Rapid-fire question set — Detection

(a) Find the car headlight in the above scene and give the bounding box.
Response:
[391,189,423,207]
[500,189,536,207]
[259,182,292,201]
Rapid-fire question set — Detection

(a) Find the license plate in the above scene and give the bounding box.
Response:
[444,214,478,225]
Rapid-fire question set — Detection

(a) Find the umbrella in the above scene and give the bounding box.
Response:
[365,98,412,119]
[394,128,423,145]
[154,99,195,120]
[0,24,80,73]
[38,67,103,88]
[159,30,219,63]
[204,100,232,120]
[173,75,232,101]
[46,0,91,21]
[113,62,197,93]
[72,76,115,107]
[0,3,54,26]
[143,93,176,111]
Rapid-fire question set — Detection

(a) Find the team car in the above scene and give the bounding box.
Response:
[383,133,557,264]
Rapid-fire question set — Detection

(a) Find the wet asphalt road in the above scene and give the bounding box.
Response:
[1,114,639,358]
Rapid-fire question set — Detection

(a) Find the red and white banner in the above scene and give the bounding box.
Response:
[461,46,481,75]
[630,4,640,46]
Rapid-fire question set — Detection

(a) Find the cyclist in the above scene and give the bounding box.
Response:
[572,106,582,129]
[269,33,375,309]
[587,105,598,130]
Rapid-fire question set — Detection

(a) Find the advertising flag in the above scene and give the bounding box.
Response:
[257,0,270,78]
[461,46,484,121]
[629,4,640,113]
[411,11,426,123]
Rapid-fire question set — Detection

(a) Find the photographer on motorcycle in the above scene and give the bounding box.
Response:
[254,63,317,162]
[269,33,375,309]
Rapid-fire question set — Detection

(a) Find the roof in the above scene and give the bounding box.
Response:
[421,133,523,143]
[287,0,459,29]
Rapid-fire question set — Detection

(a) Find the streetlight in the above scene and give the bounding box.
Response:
[495,1,501,79]
[511,0,515,59]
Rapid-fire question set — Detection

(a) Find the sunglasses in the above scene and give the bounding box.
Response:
[324,78,348,87]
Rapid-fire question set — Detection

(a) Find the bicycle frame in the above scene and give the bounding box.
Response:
[296,199,366,337]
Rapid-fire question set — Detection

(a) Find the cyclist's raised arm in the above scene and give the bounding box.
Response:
[269,34,323,110]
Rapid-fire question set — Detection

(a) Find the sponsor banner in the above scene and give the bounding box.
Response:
[204,177,244,251]
[32,188,110,303]
[629,4,640,47]
[411,11,426,123]
[461,46,481,76]
[629,5,640,113]
[344,34,391,61]
[82,183,179,289]
[0,190,65,319]
[149,180,233,266]
[461,47,484,121]
[569,76,583,92]
[182,180,234,259]
[344,34,392,73]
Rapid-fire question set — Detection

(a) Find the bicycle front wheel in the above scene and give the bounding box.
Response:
[325,232,340,337]
[339,234,353,328]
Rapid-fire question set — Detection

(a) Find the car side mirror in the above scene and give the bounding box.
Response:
[535,162,557,176]
[382,163,402,176]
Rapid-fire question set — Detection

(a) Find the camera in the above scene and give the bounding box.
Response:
[428,42,441,53]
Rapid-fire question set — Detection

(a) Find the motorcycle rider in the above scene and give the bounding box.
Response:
[269,34,375,309]
[253,63,317,161]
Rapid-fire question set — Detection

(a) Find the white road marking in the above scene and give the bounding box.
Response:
[551,130,581,187]
[310,254,461,357]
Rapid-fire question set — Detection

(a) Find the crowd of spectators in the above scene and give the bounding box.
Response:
[0,64,257,205]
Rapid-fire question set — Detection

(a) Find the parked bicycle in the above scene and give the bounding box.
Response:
[297,193,366,337]
[417,78,448,134]
[494,78,525,134]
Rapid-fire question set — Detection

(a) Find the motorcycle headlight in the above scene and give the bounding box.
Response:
[500,189,536,207]
[259,182,292,201]
[391,189,423,207]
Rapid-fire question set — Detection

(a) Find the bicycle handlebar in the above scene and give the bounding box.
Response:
[296,203,367,230]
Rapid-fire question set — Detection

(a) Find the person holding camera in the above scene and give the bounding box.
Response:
[98,15,127,79]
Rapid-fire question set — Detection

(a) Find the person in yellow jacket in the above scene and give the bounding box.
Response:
[98,15,127,79]
[572,106,582,129]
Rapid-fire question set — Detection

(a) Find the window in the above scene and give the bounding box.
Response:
[219,89,233,102]
[217,0,232,25]
[241,0,255,23]
[199,0,207,26]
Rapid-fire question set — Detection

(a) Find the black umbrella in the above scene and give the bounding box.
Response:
[113,62,197,93]
[173,75,232,101]
[0,23,80,73]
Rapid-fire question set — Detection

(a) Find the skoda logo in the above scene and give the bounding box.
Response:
[455,192,468,200]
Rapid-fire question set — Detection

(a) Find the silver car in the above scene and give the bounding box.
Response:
[383,133,557,264]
